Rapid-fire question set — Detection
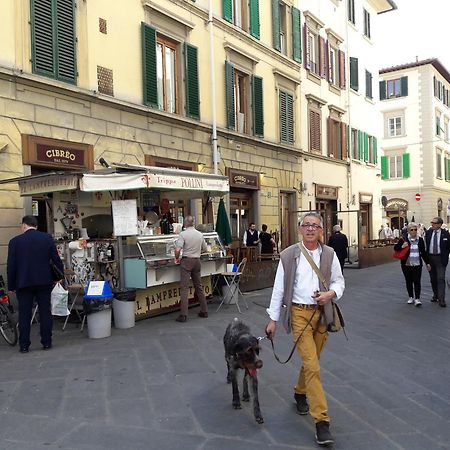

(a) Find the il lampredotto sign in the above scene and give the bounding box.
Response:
[19,174,79,195]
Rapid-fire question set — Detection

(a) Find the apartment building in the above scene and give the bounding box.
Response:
[0,0,395,269]
[379,58,450,227]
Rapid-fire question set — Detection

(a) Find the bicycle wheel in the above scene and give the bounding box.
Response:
[0,306,18,346]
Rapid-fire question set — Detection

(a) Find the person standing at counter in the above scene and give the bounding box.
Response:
[242,222,260,247]
[174,215,208,322]
[7,215,64,353]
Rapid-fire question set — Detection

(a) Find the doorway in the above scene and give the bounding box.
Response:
[230,191,252,243]
[315,199,337,243]
[279,191,295,250]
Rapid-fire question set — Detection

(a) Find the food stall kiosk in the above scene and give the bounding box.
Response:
[2,163,229,319]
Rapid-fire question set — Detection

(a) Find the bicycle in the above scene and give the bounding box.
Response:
[0,276,18,346]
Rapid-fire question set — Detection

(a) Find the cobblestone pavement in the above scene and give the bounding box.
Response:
[0,261,449,449]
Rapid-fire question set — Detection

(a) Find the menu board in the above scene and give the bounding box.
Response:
[112,199,137,236]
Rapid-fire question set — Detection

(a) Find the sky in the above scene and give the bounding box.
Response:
[376,0,450,71]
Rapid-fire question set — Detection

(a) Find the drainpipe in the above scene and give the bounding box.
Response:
[209,0,219,174]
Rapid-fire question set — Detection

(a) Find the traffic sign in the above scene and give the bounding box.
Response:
[415,193,421,201]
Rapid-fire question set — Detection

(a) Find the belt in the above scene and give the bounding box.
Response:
[292,303,317,310]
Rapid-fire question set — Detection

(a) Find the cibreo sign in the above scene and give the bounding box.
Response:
[36,144,85,166]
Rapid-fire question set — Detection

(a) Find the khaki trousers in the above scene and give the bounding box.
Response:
[179,258,207,316]
[291,306,329,423]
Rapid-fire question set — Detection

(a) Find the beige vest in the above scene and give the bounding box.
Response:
[279,242,334,333]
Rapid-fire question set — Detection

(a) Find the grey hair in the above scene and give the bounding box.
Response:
[333,224,341,232]
[183,215,195,227]
[407,222,418,231]
[298,212,324,228]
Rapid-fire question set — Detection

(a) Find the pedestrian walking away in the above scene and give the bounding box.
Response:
[265,212,345,446]
[425,217,450,307]
[7,215,64,353]
[394,222,430,307]
[174,215,209,322]
[327,224,348,273]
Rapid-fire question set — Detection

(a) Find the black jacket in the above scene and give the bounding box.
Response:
[394,236,428,266]
[327,232,348,261]
[425,227,450,267]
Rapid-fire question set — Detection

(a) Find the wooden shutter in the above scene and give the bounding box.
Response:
[249,0,260,39]
[400,76,408,97]
[350,57,358,91]
[373,136,377,164]
[225,61,235,130]
[381,156,388,179]
[358,130,363,160]
[327,118,333,156]
[141,23,158,107]
[433,76,437,97]
[402,153,410,178]
[279,91,293,144]
[272,0,281,51]
[319,37,327,78]
[445,157,449,181]
[341,123,347,160]
[252,75,264,137]
[55,0,76,83]
[31,0,55,78]
[338,50,346,89]
[364,132,369,161]
[309,109,321,151]
[185,43,200,119]
[379,80,386,100]
[223,0,233,22]
[304,24,311,70]
[292,7,301,63]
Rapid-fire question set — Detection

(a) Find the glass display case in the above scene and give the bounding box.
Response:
[123,232,227,288]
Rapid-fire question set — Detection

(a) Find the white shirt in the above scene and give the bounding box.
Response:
[430,229,441,254]
[266,244,345,322]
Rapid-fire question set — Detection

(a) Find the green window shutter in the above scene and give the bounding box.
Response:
[350,57,359,91]
[358,130,363,160]
[252,75,264,137]
[249,0,260,39]
[373,136,377,164]
[445,158,448,181]
[279,91,293,144]
[292,7,301,63]
[223,0,233,22]
[402,153,410,178]
[55,0,76,83]
[279,91,287,142]
[381,156,388,179]
[185,43,200,120]
[141,23,158,107]
[363,132,369,161]
[225,61,235,130]
[31,0,55,78]
[379,80,386,100]
[286,93,294,143]
[401,76,408,97]
[272,0,281,51]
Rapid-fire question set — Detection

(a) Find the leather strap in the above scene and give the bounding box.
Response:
[298,243,329,291]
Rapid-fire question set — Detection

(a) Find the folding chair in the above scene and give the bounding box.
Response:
[216,258,248,313]
[62,269,87,331]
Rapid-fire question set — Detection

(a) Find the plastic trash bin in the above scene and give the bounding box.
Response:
[83,281,113,339]
[112,289,136,329]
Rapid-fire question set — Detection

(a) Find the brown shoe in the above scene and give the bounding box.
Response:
[175,315,187,322]
[198,311,208,318]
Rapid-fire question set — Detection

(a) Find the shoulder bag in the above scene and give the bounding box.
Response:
[393,243,409,260]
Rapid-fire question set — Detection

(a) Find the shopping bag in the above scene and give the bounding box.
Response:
[51,282,70,316]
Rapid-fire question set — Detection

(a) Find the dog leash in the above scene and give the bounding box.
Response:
[260,308,318,365]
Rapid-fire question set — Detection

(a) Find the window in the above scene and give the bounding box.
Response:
[445,155,450,181]
[348,0,355,24]
[388,117,402,137]
[389,155,403,179]
[436,112,443,137]
[363,9,371,38]
[381,154,409,179]
[225,61,264,136]
[329,48,337,85]
[309,107,321,152]
[279,90,294,144]
[436,152,442,178]
[380,77,408,100]
[30,0,77,83]
[445,119,449,142]
[350,57,359,91]
[279,2,288,55]
[141,24,200,119]
[327,118,347,160]
[365,70,373,99]
[351,128,359,159]
[223,0,260,39]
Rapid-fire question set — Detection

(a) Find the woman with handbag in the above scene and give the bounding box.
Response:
[394,222,430,307]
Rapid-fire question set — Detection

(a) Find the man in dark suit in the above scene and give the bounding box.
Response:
[7,215,64,352]
[425,217,450,307]
[327,225,348,273]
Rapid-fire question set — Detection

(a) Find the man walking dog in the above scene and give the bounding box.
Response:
[265,212,345,446]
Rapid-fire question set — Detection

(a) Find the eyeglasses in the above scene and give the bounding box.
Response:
[409,228,417,231]
[431,222,440,225]
[300,223,322,230]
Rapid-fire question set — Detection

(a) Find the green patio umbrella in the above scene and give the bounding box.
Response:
[215,198,232,246]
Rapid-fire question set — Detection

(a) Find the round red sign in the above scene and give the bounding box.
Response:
[415,193,421,201]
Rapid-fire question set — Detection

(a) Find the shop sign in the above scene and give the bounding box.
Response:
[36,144,85,167]
[385,198,408,210]
[19,174,79,195]
[315,184,338,199]
[228,168,260,190]
[359,193,373,204]
[134,277,212,317]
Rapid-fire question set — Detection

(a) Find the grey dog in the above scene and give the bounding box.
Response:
[223,318,264,424]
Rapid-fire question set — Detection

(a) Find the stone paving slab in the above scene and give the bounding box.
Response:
[0,262,449,449]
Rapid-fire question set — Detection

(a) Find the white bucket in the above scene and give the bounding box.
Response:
[87,308,112,339]
[226,264,234,272]
[113,298,136,329]
[222,284,238,304]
